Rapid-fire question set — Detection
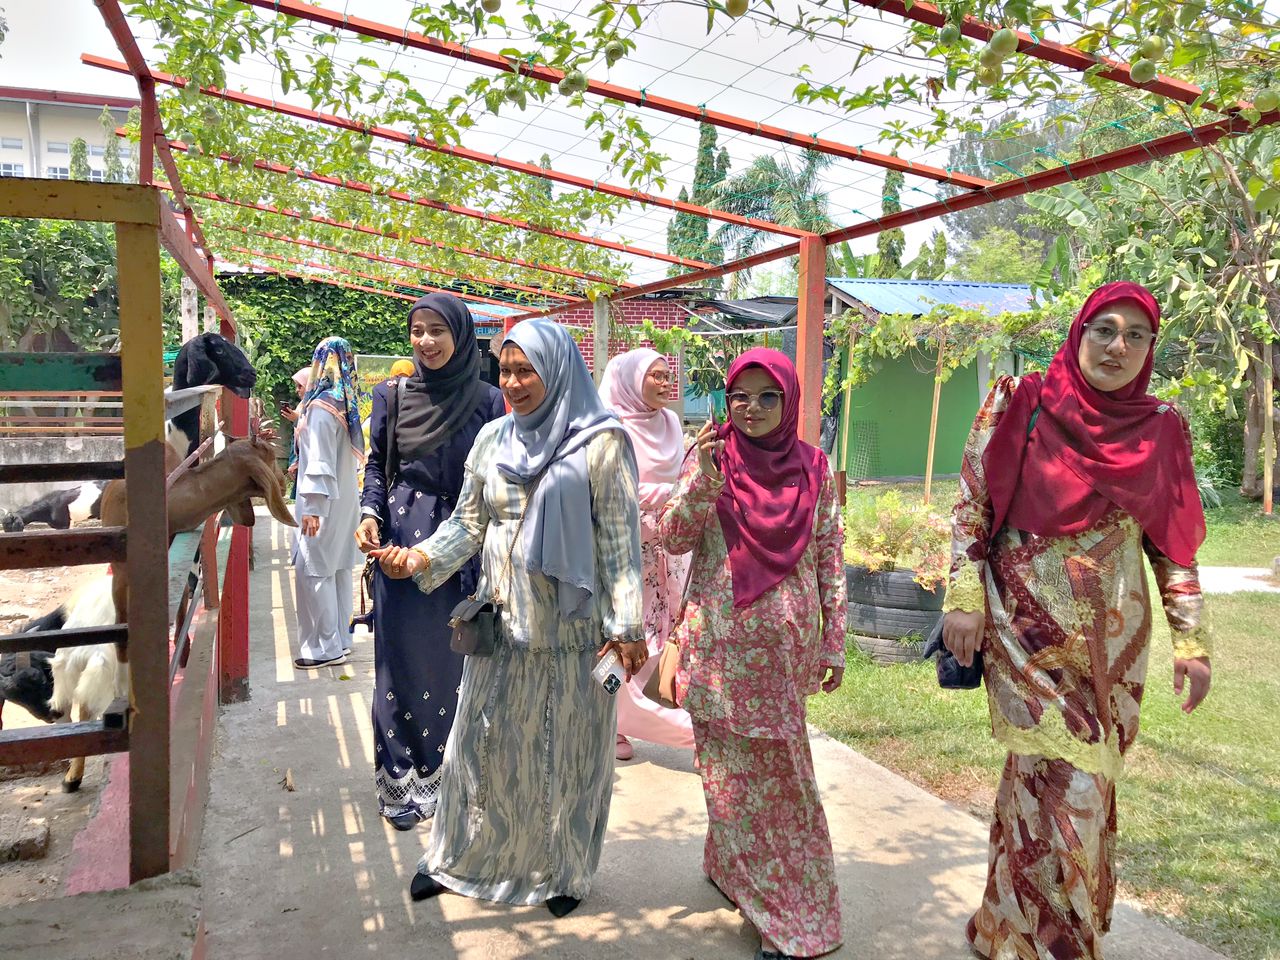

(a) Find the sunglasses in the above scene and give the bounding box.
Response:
[726,389,784,411]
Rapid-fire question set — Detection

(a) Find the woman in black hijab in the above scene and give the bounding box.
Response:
[355,292,505,830]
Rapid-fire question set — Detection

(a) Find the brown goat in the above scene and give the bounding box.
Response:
[99,433,296,640]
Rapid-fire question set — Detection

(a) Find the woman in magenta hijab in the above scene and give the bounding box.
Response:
[659,348,846,960]
[599,349,695,759]
[941,282,1211,960]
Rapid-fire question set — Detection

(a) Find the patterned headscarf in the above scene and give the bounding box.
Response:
[298,336,366,464]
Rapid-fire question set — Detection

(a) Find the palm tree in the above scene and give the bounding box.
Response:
[709,151,836,293]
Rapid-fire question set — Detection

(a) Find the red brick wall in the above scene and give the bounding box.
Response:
[553,298,687,399]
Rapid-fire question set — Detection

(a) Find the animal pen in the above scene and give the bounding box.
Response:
[0,0,1278,899]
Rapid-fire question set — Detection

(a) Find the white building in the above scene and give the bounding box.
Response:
[0,86,139,181]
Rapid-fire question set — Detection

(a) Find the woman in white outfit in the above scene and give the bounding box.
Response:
[292,336,365,669]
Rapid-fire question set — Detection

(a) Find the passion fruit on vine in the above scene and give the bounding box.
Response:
[1137,35,1167,60]
[1254,88,1279,113]
[939,23,961,46]
[1130,58,1158,84]
[726,0,749,18]
[558,69,589,96]
[977,64,1002,86]
[604,40,625,66]
[978,45,1004,68]
[481,0,502,13]
[989,28,1019,56]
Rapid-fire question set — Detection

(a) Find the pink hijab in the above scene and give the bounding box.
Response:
[716,349,827,608]
[598,348,684,485]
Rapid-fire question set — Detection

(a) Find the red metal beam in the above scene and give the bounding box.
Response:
[821,108,1280,246]
[856,0,1228,112]
[225,245,523,314]
[162,184,629,287]
[152,135,709,270]
[83,55,810,239]
[92,0,233,327]
[206,222,573,301]
[0,85,139,108]
[235,0,992,192]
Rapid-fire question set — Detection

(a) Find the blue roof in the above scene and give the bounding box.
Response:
[826,278,1032,316]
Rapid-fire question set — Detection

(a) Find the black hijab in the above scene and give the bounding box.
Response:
[396,293,484,461]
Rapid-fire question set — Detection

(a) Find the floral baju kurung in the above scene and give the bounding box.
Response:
[945,375,1211,960]
[659,453,846,957]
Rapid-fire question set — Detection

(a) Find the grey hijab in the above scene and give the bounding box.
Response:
[493,319,636,620]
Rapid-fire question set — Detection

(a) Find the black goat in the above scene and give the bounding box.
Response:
[169,332,257,456]
[0,606,65,729]
[0,482,104,533]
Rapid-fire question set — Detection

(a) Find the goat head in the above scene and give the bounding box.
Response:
[173,332,256,398]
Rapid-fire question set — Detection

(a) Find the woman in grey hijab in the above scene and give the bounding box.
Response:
[374,318,645,917]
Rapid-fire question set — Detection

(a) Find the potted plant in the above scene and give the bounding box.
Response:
[843,490,950,664]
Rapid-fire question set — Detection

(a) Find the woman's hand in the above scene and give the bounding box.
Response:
[942,609,984,668]
[696,420,724,482]
[354,517,381,553]
[370,545,426,580]
[1173,657,1211,714]
[300,515,321,537]
[599,639,648,680]
[820,665,844,693]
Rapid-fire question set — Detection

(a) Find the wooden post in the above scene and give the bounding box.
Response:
[923,340,946,506]
[180,275,198,343]
[202,302,217,334]
[116,220,171,883]
[837,336,857,503]
[592,295,610,385]
[795,234,826,445]
[217,309,251,703]
[1264,336,1274,516]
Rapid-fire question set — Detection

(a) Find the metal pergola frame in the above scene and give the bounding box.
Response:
[84,0,1280,445]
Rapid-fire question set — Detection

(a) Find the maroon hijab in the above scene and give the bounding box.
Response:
[983,282,1205,566]
[716,349,828,608]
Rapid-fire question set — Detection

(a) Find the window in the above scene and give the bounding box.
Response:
[0,137,22,150]
[46,166,70,179]
[46,141,69,154]
[0,162,24,177]
[88,169,105,182]
[88,145,106,157]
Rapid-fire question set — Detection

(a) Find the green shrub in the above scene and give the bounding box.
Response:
[844,489,950,591]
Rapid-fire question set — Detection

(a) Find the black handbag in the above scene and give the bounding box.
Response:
[922,615,984,690]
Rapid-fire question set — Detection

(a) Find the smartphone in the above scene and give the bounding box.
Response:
[591,649,626,695]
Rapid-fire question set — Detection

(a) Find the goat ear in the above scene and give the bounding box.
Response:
[246,455,297,527]
[177,336,216,387]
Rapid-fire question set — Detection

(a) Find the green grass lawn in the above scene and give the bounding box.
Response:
[811,593,1280,960]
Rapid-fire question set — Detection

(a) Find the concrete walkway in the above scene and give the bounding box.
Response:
[195,514,1225,960]
[1198,565,1280,594]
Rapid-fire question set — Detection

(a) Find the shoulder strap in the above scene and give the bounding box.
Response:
[384,377,406,488]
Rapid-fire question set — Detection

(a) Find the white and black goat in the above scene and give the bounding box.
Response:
[0,482,105,533]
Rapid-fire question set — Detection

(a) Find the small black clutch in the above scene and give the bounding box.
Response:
[921,616,983,690]
[448,596,499,657]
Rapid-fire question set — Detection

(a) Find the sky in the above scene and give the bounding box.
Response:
[0,0,1031,290]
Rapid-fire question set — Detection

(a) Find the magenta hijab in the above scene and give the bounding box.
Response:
[598,349,683,485]
[716,348,827,608]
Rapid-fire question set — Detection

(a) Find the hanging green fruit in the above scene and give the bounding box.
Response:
[939,23,961,46]
[979,45,1004,68]
[1130,59,1158,84]
[977,64,1002,86]
[725,0,749,18]
[1137,35,1167,60]
[604,40,625,66]
[480,0,501,13]
[1255,88,1279,113]
[989,28,1019,56]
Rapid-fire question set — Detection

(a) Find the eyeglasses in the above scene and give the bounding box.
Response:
[647,371,672,385]
[1084,323,1156,348]
[726,389,784,411]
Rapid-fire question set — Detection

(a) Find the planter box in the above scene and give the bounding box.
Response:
[845,565,943,664]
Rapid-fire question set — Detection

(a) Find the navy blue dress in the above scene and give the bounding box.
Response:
[361,378,505,820]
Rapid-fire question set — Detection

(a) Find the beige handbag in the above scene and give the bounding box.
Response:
[642,640,682,709]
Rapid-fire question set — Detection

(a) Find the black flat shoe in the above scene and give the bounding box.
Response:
[546,895,580,917]
[293,654,347,669]
[387,812,418,832]
[409,872,446,901]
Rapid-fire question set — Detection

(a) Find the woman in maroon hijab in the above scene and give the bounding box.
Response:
[659,349,846,960]
[941,282,1212,960]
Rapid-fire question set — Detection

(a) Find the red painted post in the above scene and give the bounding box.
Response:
[218,313,251,703]
[795,235,827,446]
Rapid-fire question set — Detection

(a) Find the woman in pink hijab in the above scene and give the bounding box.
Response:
[599,349,695,760]
[660,348,846,960]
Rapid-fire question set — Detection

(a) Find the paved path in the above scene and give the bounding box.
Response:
[195,514,1225,960]
[1198,565,1280,594]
